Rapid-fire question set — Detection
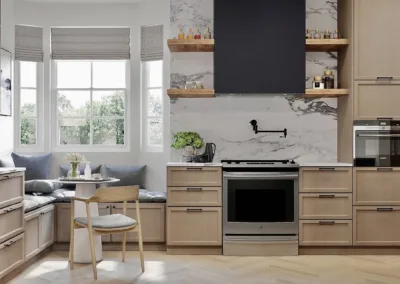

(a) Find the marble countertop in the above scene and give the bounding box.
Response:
[167,162,222,167]
[0,167,26,175]
[299,162,353,167]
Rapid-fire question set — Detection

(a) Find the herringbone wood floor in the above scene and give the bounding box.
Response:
[9,251,400,284]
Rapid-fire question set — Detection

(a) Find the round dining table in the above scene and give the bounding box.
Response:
[54,178,119,263]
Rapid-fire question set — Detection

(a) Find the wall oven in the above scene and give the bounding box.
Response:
[222,160,298,242]
[354,120,400,167]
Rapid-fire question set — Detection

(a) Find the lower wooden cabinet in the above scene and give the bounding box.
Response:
[167,207,222,246]
[25,205,55,261]
[354,206,400,246]
[299,193,352,220]
[299,220,352,246]
[0,202,24,244]
[0,233,24,279]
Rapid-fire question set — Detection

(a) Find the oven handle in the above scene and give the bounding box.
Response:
[357,134,400,137]
[223,172,298,179]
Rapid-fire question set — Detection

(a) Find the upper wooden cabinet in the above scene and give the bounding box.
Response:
[355,0,400,80]
[354,82,400,120]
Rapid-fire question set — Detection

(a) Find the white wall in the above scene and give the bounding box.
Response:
[0,0,15,157]
[15,0,170,191]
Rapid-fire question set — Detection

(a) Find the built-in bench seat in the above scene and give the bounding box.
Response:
[24,194,56,213]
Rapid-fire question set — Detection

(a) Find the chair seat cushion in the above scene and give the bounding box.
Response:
[75,214,137,229]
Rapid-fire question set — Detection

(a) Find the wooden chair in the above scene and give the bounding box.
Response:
[69,185,144,280]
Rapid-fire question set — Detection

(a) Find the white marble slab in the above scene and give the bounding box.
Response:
[167,162,222,167]
[299,162,353,167]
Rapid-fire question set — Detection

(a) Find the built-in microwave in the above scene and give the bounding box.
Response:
[354,120,400,167]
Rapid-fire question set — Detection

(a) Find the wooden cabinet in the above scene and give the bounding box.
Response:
[55,204,71,242]
[167,207,222,246]
[112,203,165,242]
[39,206,55,249]
[0,172,24,210]
[0,234,24,279]
[299,220,352,246]
[354,0,400,80]
[354,82,400,120]
[167,187,221,207]
[354,168,400,205]
[354,206,400,246]
[300,167,352,193]
[299,194,352,220]
[167,167,222,187]
[98,204,111,242]
[0,202,24,244]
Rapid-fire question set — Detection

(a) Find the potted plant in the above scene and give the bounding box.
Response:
[171,132,204,162]
[65,153,86,178]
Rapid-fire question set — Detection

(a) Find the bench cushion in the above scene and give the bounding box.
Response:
[75,214,137,229]
[24,194,56,213]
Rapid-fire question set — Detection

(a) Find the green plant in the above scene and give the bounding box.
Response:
[171,132,204,150]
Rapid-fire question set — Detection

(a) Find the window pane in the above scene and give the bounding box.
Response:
[92,91,125,117]
[58,91,90,116]
[146,61,162,88]
[148,118,162,146]
[93,61,126,88]
[59,118,90,145]
[57,62,91,88]
[148,89,162,117]
[20,62,37,88]
[20,118,36,145]
[20,89,36,116]
[92,119,124,145]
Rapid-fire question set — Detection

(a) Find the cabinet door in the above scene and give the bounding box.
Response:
[354,168,400,205]
[39,205,54,249]
[167,207,222,246]
[167,167,222,187]
[55,204,71,242]
[99,204,111,242]
[354,206,400,246]
[299,193,352,220]
[299,220,352,246]
[355,0,400,80]
[0,172,24,209]
[354,82,400,120]
[25,211,41,261]
[299,168,352,193]
[0,234,24,279]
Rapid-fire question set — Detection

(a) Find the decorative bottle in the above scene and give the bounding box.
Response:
[305,29,311,39]
[194,27,201,39]
[324,29,331,39]
[84,162,92,180]
[178,26,185,40]
[333,29,340,39]
[187,28,193,40]
[203,27,212,39]
[313,29,321,39]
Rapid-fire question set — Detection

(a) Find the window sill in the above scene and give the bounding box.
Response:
[52,145,130,153]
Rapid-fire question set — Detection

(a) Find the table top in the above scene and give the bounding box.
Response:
[53,177,120,185]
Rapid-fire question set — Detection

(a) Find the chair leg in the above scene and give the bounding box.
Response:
[69,223,75,270]
[122,232,127,262]
[138,225,145,272]
[88,228,98,280]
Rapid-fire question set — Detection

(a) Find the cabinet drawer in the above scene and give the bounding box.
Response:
[354,168,400,205]
[299,220,352,246]
[0,202,24,244]
[299,193,352,220]
[167,207,222,246]
[354,206,400,246]
[0,172,24,209]
[300,167,352,193]
[168,187,221,206]
[354,82,400,120]
[0,233,24,279]
[167,167,222,187]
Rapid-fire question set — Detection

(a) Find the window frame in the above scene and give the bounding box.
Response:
[51,60,130,152]
[141,60,163,153]
[14,60,44,152]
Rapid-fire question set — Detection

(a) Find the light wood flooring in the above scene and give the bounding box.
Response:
[9,251,400,284]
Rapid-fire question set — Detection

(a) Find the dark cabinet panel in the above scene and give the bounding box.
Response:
[214,0,305,94]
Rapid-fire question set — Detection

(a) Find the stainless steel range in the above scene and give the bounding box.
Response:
[222,160,299,243]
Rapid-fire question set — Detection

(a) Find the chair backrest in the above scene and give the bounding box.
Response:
[92,185,139,203]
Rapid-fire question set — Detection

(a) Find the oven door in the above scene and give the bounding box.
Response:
[223,172,298,236]
[354,130,400,167]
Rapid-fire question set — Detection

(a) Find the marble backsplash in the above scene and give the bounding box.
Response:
[170,0,339,162]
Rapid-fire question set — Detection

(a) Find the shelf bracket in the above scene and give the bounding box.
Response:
[250,120,287,138]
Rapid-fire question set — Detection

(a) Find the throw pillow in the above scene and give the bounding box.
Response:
[59,164,101,189]
[0,155,15,167]
[11,153,52,181]
[101,165,146,188]
[25,180,62,194]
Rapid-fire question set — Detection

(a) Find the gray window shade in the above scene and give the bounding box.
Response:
[15,25,44,62]
[51,28,130,60]
[141,25,163,61]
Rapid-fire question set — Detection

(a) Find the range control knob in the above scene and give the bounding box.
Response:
[235,161,240,164]
[290,160,296,164]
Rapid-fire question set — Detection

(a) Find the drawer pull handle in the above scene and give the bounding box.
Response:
[6,207,14,212]
[186,208,203,212]
[377,208,393,212]
[40,212,45,215]
[376,77,393,80]
[318,168,335,171]
[319,221,335,225]
[106,206,110,209]
[318,194,335,198]
[186,168,203,170]
[377,168,393,171]
[377,117,394,120]
[187,188,203,191]
[5,241,15,247]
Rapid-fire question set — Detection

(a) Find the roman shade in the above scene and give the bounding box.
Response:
[141,25,163,61]
[15,25,44,62]
[51,27,130,60]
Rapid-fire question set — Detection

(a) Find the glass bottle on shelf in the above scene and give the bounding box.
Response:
[305,29,311,39]
[313,29,321,39]
[333,29,340,39]
[187,28,193,40]
[194,27,201,39]
[203,27,212,39]
[178,26,185,40]
[323,69,335,89]
[324,29,331,39]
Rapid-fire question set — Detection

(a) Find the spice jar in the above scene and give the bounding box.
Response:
[194,27,201,39]
[313,29,321,39]
[178,26,185,40]
[195,80,204,89]
[333,29,340,39]
[324,29,331,39]
[305,29,311,39]
[185,81,194,89]
[203,27,212,39]
[187,28,193,40]
[312,76,324,89]
[323,70,335,89]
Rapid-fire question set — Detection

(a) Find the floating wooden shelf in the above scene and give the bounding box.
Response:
[306,39,350,52]
[304,89,350,98]
[167,39,215,52]
[167,89,215,98]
